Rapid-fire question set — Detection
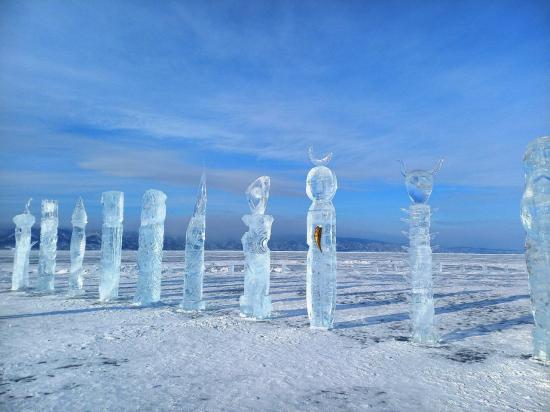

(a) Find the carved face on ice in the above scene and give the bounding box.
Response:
[246,176,270,215]
[400,159,443,204]
[306,147,337,202]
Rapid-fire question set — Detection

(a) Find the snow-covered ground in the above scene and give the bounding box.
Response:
[1,251,548,411]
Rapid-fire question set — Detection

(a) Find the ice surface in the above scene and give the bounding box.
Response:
[37,199,58,293]
[11,199,35,291]
[99,191,124,302]
[401,160,443,344]
[68,198,87,296]
[181,174,207,311]
[1,251,546,411]
[306,148,337,329]
[521,136,550,364]
[134,190,167,306]
[239,176,273,319]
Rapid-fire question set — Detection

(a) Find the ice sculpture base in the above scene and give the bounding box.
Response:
[239,294,271,320]
[180,300,206,311]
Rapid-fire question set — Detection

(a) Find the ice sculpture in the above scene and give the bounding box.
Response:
[306,147,337,329]
[11,199,35,291]
[521,136,550,364]
[37,200,58,293]
[239,176,273,319]
[68,198,87,297]
[99,191,124,302]
[400,159,443,344]
[181,174,207,311]
[134,190,167,306]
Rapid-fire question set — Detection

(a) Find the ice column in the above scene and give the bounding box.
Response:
[68,198,88,296]
[134,190,167,306]
[11,199,35,291]
[181,174,207,311]
[521,136,550,364]
[400,160,443,345]
[239,176,273,319]
[99,191,124,302]
[37,200,58,292]
[306,148,337,329]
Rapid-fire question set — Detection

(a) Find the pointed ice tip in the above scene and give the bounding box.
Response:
[72,197,88,227]
[24,198,32,214]
[193,174,207,216]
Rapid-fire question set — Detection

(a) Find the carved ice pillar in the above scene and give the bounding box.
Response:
[68,197,88,296]
[181,173,207,311]
[37,199,58,293]
[134,189,167,306]
[99,191,124,302]
[306,148,337,330]
[400,159,443,345]
[239,176,273,319]
[11,199,35,291]
[521,136,550,364]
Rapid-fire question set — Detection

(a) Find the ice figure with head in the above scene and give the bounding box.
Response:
[239,176,273,319]
[134,190,167,306]
[521,136,550,364]
[99,191,124,302]
[306,147,337,329]
[400,159,443,345]
[11,199,35,291]
[68,198,87,297]
[181,174,207,311]
[37,199,58,293]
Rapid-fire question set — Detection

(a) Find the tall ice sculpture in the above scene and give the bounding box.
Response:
[521,136,550,364]
[181,174,207,311]
[68,198,88,296]
[306,148,337,329]
[400,159,443,345]
[37,199,58,293]
[239,176,273,319]
[11,199,35,291]
[99,191,124,302]
[134,190,167,306]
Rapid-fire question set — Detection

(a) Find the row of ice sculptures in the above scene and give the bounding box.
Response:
[10,138,550,364]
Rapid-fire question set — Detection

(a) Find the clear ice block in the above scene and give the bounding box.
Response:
[99,191,124,302]
[11,199,35,291]
[306,148,337,329]
[181,174,207,311]
[521,136,550,364]
[68,197,88,297]
[239,176,273,319]
[134,190,167,306]
[37,199,58,293]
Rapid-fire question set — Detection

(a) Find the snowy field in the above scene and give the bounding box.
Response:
[1,250,548,411]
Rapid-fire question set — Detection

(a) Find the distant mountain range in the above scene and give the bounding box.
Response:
[0,228,520,254]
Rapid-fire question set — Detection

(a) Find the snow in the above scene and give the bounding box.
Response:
[1,251,549,411]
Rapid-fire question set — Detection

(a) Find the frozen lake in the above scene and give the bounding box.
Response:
[1,251,548,411]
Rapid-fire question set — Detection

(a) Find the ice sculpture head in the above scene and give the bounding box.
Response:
[13,198,35,228]
[41,199,58,219]
[71,197,88,227]
[246,176,270,215]
[399,159,444,204]
[194,172,207,216]
[306,147,337,202]
[101,191,124,226]
[521,136,550,234]
[141,189,167,225]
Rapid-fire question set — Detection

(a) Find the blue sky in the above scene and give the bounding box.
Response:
[0,0,548,249]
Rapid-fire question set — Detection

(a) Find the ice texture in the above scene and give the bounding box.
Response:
[520,136,550,364]
[239,176,273,319]
[400,160,443,344]
[11,199,35,291]
[181,174,207,311]
[99,191,124,302]
[134,190,167,306]
[306,148,337,329]
[37,200,58,292]
[68,198,87,297]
